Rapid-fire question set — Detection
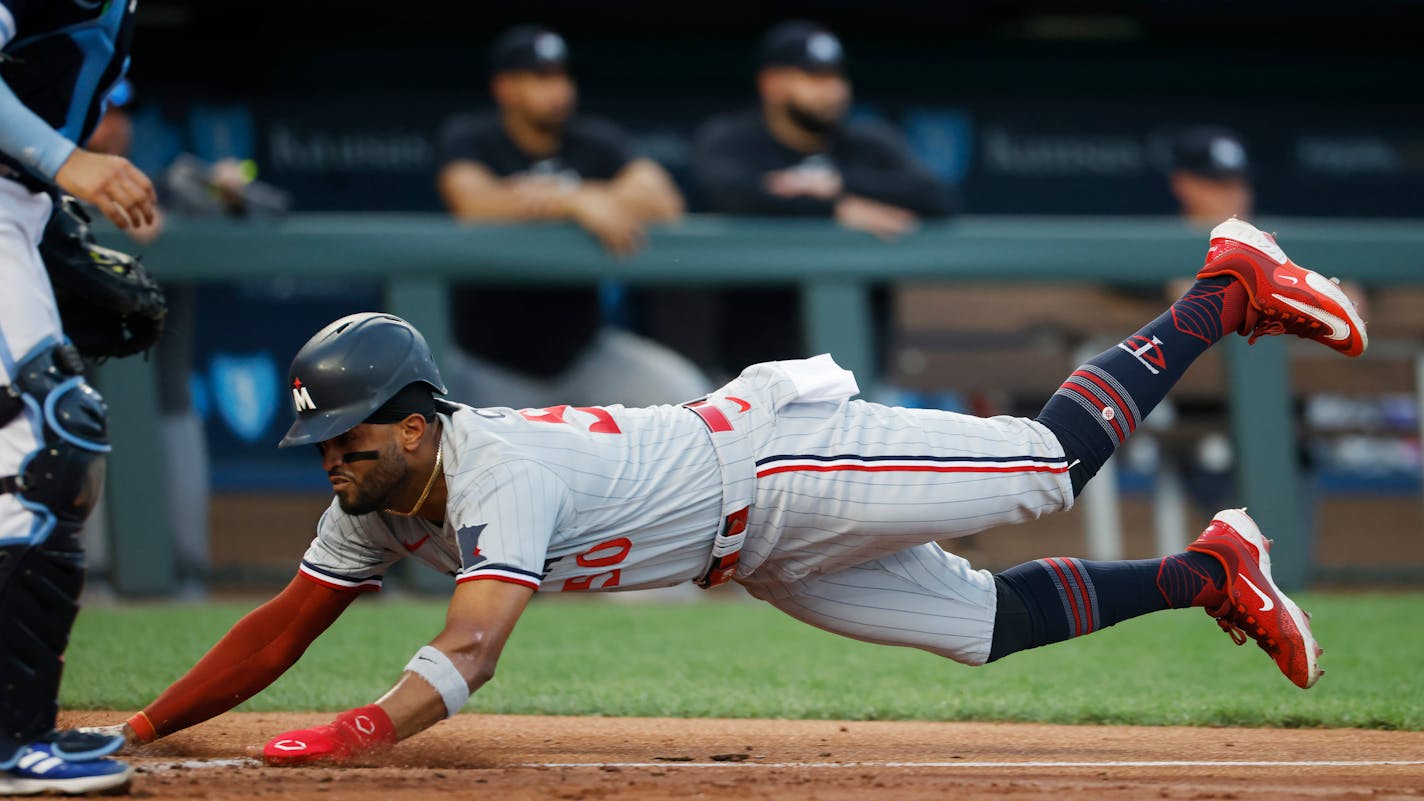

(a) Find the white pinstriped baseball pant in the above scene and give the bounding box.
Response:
[737,398,1075,666]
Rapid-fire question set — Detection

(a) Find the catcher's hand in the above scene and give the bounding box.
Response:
[39,195,167,360]
[54,149,158,230]
[263,705,397,766]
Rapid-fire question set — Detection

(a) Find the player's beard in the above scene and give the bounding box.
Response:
[337,446,411,516]
[785,99,843,137]
[526,111,568,137]
[521,100,572,137]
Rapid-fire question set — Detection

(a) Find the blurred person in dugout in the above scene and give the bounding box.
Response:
[435,25,709,409]
[84,80,211,597]
[687,20,956,376]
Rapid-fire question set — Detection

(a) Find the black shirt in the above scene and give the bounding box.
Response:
[692,109,955,218]
[437,110,633,377]
[689,109,956,371]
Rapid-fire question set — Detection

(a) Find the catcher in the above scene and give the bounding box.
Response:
[99,219,1361,766]
[2,0,166,788]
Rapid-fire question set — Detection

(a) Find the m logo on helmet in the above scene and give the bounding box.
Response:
[292,378,317,412]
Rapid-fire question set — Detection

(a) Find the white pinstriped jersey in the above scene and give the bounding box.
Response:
[298,356,859,594]
[300,401,727,593]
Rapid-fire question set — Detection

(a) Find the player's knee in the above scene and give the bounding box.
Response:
[1034,421,1094,497]
[3,343,110,543]
[985,574,1035,663]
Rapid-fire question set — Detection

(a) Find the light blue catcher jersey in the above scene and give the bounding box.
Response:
[0,0,135,187]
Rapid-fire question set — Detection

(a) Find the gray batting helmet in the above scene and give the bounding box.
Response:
[278,312,447,448]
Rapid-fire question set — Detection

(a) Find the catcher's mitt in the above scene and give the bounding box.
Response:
[39,195,167,360]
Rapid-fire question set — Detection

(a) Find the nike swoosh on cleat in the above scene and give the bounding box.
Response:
[1241,575,1276,612]
[1276,274,1299,285]
[1270,294,1351,341]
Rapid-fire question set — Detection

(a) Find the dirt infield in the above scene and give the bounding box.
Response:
[61,712,1424,800]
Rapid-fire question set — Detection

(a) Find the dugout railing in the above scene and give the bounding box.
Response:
[92,216,1424,595]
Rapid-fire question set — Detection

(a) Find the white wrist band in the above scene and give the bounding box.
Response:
[404,645,470,718]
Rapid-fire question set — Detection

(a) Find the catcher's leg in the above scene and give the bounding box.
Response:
[0,342,115,766]
[0,188,127,795]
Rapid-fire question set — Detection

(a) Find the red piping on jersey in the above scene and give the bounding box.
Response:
[456,573,540,591]
[755,463,1072,479]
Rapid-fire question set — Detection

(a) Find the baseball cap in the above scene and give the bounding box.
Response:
[759,20,845,73]
[1171,127,1250,180]
[489,25,569,74]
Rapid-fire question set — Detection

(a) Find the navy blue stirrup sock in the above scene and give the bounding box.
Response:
[1035,276,1248,494]
[987,553,1226,662]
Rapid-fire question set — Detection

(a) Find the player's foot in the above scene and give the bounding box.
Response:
[0,742,132,795]
[1187,508,1324,689]
[1197,218,1368,357]
[45,729,127,762]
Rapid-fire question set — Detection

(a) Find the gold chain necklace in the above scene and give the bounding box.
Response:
[386,441,443,517]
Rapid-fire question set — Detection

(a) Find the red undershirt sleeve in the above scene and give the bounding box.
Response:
[135,573,360,739]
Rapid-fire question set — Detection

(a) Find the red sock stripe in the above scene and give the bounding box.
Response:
[1043,558,1083,637]
[1060,558,1096,634]
[1073,370,1137,434]
[1060,382,1126,443]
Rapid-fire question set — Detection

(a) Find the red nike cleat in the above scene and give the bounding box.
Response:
[1197,218,1368,357]
[1187,508,1323,689]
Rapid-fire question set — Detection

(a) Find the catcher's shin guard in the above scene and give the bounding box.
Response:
[0,342,108,764]
[0,542,86,764]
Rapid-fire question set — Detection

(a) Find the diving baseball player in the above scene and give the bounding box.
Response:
[108,220,1363,764]
[1,0,158,793]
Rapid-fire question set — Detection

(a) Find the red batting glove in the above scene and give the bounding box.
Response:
[262,705,397,766]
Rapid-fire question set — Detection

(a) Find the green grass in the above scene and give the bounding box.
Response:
[63,592,1424,729]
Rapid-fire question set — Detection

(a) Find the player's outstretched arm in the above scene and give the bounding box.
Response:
[103,574,359,747]
[262,578,534,766]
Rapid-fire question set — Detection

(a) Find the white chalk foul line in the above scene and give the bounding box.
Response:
[140,758,260,772]
[138,758,1424,772]
[524,760,1424,769]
